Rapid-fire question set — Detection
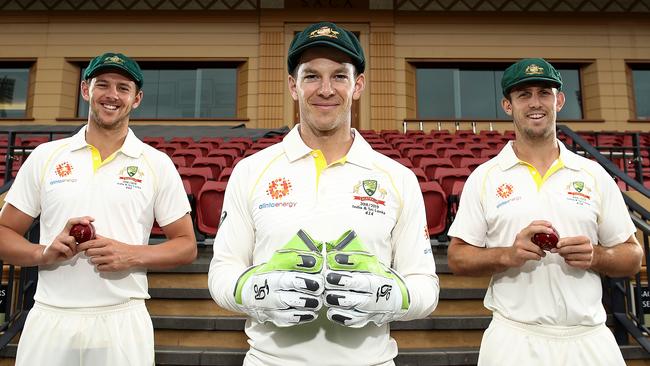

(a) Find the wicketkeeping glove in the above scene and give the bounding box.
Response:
[234,230,324,327]
[324,230,410,328]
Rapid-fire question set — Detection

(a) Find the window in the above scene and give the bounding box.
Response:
[78,63,239,119]
[631,67,650,119]
[0,65,30,118]
[415,63,583,120]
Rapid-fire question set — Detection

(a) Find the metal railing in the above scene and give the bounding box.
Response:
[557,126,650,353]
[0,130,74,351]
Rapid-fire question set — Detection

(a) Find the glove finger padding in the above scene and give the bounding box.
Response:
[234,230,324,327]
[324,230,410,328]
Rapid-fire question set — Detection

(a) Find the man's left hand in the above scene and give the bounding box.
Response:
[77,235,140,272]
[555,235,593,270]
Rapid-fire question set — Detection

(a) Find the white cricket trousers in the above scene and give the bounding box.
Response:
[478,312,625,366]
[15,299,154,366]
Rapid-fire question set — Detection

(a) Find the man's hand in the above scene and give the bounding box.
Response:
[77,235,141,272]
[324,230,410,328]
[501,220,550,268]
[555,235,593,270]
[234,230,324,327]
[40,216,93,265]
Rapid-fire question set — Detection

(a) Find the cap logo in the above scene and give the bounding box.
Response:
[104,55,124,65]
[309,26,339,39]
[525,64,544,75]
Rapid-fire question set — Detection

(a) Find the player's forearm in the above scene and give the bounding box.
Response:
[590,238,642,278]
[448,239,512,276]
[0,226,44,266]
[135,236,197,270]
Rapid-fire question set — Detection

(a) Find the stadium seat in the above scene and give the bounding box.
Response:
[407,149,438,168]
[198,137,224,149]
[196,181,227,237]
[459,157,489,171]
[419,157,454,181]
[207,148,240,166]
[170,137,196,148]
[465,143,492,157]
[142,136,165,147]
[228,137,253,148]
[192,156,227,179]
[394,157,414,169]
[410,167,427,182]
[178,167,214,198]
[186,143,213,156]
[256,137,283,144]
[444,149,475,167]
[434,167,472,197]
[172,149,203,166]
[156,142,181,156]
[218,167,234,182]
[219,142,248,155]
[420,181,447,237]
[171,156,186,168]
[376,149,401,160]
[432,143,458,157]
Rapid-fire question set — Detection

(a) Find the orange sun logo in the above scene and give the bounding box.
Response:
[496,183,513,199]
[55,162,73,177]
[266,178,292,200]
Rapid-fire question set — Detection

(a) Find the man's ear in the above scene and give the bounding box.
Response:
[288,74,298,101]
[352,73,365,101]
[555,90,565,112]
[501,97,513,116]
[132,89,143,109]
[80,79,91,102]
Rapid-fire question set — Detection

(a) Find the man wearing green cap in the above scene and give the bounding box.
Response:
[447,58,641,365]
[209,22,439,365]
[0,52,196,365]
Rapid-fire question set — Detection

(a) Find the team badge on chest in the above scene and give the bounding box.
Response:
[117,165,144,190]
[352,179,387,216]
[566,180,592,206]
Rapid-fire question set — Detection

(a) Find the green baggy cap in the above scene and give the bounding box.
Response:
[83,52,143,88]
[501,58,562,96]
[287,22,365,74]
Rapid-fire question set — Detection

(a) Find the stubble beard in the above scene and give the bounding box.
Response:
[89,104,130,131]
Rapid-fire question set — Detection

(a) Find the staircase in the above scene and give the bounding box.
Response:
[2,246,650,365]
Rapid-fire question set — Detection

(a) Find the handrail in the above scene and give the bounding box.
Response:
[555,125,650,354]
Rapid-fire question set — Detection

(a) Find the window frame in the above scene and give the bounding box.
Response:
[73,59,247,121]
[627,61,650,122]
[0,60,36,120]
[408,59,590,122]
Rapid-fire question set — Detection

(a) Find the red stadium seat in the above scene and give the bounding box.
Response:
[207,149,240,166]
[178,167,214,198]
[434,167,472,197]
[219,142,248,156]
[419,157,454,181]
[394,158,414,169]
[198,137,224,149]
[196,181,227,237]
[228,137,253,148]
[186,143,213,156]
[218,167,234,182]
[170,137,196,148]
[172,149,203,166]
[459,157,489,171]
[420,181,447,237]
[192,157,227,180]
[444,149,475,167]
[411,167,427,182]
[142,136,165,147]
[407,149,438,168]
[376,149,401,160]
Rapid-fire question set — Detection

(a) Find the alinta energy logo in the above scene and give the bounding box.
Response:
[50,161,77,186]
[55,162,73,177]
[496,182,521,208]
[259,177,298,210]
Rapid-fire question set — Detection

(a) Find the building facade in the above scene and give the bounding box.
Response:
[1,0,649,133]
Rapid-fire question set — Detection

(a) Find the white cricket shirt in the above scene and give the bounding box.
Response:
[448,140,636,326]
[5,126,190,307]
[209,125,439,366]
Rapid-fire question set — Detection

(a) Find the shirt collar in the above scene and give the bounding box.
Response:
[282,124,374,169]
[496,139,580,171]
[69,124,144,158]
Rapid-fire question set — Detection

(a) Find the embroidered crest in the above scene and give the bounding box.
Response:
[363,180,377,196]
[309,26,340,39]
[572,181,584,193]
[126,166,138,177]
[525,64,544,75]
[104,55,124,65]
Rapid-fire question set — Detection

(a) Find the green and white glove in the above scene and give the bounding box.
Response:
[234,230,324,327]
[324,230,410,328]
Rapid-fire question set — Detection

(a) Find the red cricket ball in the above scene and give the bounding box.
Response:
[70,223,96,243]
[531,226,560,251]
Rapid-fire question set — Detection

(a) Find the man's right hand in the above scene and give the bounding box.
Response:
[502,220,550,268]
[40,216,93,265]
[234,230,324,327]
